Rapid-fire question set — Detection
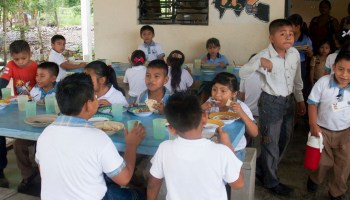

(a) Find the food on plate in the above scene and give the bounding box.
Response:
[0,99,10,104]
[94,122,124,133]
[133,107,151,113]
[214,115,236,120]
[145,99,157,112]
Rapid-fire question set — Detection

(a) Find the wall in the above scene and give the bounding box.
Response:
[93,0,285,65]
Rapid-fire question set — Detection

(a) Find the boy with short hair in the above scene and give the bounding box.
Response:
[201,37,229,68]
[147,92,244,200]
[0,40,38,188]
[239,19,306,196]
[136,60,171,114]
[35,73,146,199]
[48,34,86,81]
[137,25,165,62]
[306,51,350,200]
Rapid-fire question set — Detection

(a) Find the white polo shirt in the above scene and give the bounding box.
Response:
[138,41,165,62]
[165,67,193,93]
[150,137,242,200]
[239,71,261,117]
[98,86,128,107]
[325,52,338,74]
[123,65,147,97]
[307,75,350,131]
[48,49,66,82]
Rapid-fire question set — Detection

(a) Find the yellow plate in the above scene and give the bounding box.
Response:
[206,119,224,128]
[208,112,240,124]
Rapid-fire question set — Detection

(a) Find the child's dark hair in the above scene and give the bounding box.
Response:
[38,62,59,77]
[317,39,335,55]
[206,38,220,48]
[165,92,202,134]
[56,73,95,116]
[147,60,168,75]
[131,50,146,66]
[85,61,125,96]
[269,19,293,35]
[334,51,350,64]
[167,50,185,92]
[51,35,66,44]
[319,0,331,9]
[212,72,238,92]
[140,25,154,36]
[288,14,309,36]
[9,40,30,54]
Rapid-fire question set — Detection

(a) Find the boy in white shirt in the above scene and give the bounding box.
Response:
[48,35,86,81]
[147,92,244,200]
[36,73,146,200]
[137,25,165,62]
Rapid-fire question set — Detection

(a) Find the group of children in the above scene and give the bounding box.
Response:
[0,15,349,200]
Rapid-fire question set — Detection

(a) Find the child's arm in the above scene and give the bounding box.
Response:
[147,175,163,200]
[228,169,244,189]
[239,52,268,79]
[98,99,111,107]
[308,104,321,137]
[111,122,145,186]
[60,61,86,70]
[231,102,258,137]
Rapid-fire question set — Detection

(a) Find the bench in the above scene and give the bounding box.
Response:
[156,147,257,200]
[0,187,40,200]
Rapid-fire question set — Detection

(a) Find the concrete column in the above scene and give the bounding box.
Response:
[81,0,92,61]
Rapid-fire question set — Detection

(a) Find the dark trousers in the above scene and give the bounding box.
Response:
[256,92,295,188]
[0,136,7,171]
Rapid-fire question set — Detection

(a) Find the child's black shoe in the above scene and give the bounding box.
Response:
[307,177,318,192]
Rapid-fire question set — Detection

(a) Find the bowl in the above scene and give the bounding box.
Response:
[209,112,240,124]
[88,113,113,122]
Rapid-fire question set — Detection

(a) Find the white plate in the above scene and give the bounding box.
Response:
[88,117,111,122]
[133,112,153,117]
[24,114,58,127]
[94,121,124,136]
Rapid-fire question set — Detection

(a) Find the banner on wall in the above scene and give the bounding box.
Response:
[213,0,270,22]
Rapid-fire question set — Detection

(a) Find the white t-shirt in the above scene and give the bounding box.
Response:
[150,137,242,200]
[48,49,66,82]
[123,65,147,97]
[239,71,261,116]
[325,52,338,74]
[36,124,124,200]
[138,42,165,62]
[98,86,128,107]
[165,67,193,93]
[29,85,56,102]
[307,75,350,131]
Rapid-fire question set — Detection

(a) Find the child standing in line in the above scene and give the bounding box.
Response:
[147,92,244,200]
[201,38,229,67]
[239,19,306,196]
[165,50,193,93]
[30,62,59,102]
[136,60,171,114]
[306,51,350,200]
[137,25,165,62]
[309,40,333,85]
[36,73,146,199]
[85,61,128,107]
[0,40,37,189]
[123,50,147,105]
[201,72,258,161]
[48,35,86,81]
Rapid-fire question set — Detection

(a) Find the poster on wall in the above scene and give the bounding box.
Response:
[213,0,270,22]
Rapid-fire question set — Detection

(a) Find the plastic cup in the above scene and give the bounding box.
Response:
[153,118,167,140]
[194,59,201,68]
[45,96,55,114]
[127,120,141,132]
[17,95,28,111]
[54,98,60,114]
[226,66,235,73]
[25,101,36,117]
[1,88,11,100]
[112,103,123,121]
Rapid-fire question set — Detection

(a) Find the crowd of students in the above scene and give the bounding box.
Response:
[0,0,349,199]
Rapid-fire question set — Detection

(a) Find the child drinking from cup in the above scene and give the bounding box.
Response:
[85,61,128,107]
[123,50,147,105]
[201,72,258,161]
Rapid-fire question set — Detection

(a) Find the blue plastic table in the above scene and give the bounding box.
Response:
[0,103,245,155]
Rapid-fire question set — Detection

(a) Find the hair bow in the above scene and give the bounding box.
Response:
[134,57,145,64]
[342,30,350,38]
[172,53,182,59]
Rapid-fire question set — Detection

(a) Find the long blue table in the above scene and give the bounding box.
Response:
[0,103,245,155]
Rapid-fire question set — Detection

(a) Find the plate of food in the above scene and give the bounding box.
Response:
[201,70,216,75]
[202,119,225,139]
[88,113,113,122]
[93,121,124,136]
[0,99,10,109]
[24,114,58,127]
[209,112,240,124]
[294,45,308,51]
[145,99,157,112]
[201,63,218,69]
[128,105,153,117]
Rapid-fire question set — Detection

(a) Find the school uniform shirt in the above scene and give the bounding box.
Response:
[136,87,171,105]
[123,65,147,97]
[324,51,338,74]
[165,67,193,93]
[48,49,66,81]
[138,41,165,62]
[239,43,304,102]
[293,34,313,62]
[98,86,128,107]
[1,60,37,95]
[201,53,229,66]
[150,137,242,200]
[29,82,57,102]
[239,71,262,117]
[35,115,125,200]
[307,75,350,131]
[207,97,254,151]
